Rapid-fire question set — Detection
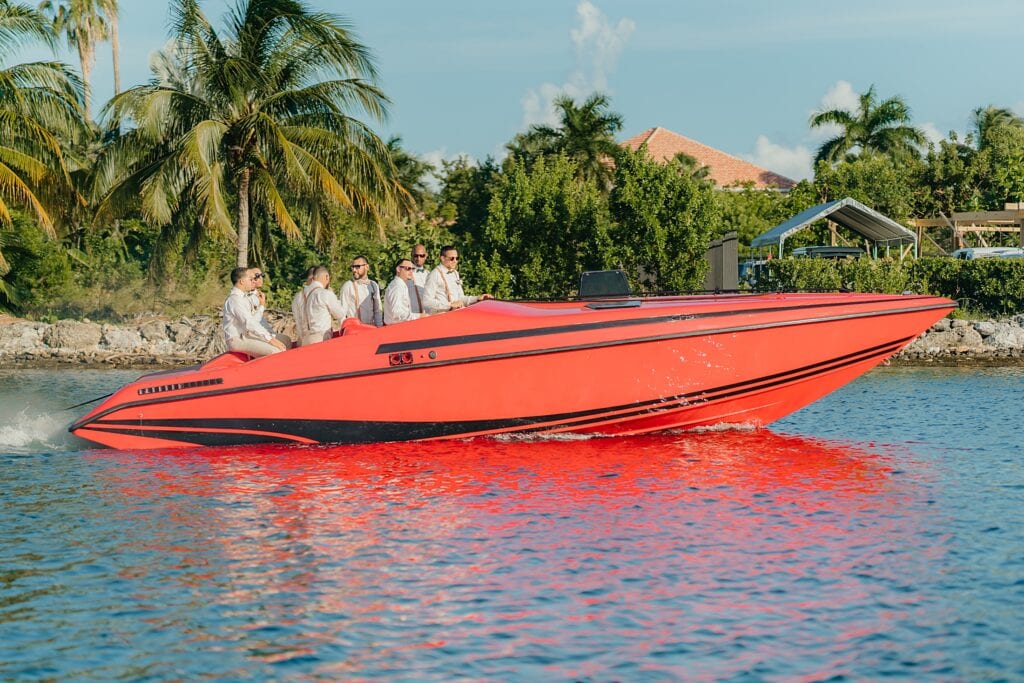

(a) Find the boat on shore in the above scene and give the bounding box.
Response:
[70,290,955,449]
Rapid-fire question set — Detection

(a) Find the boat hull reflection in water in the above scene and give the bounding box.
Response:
[74,432,949,680]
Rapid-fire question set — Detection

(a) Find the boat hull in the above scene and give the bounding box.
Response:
[70,292,955,449]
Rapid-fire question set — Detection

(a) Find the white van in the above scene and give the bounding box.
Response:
[950,247,1024,259]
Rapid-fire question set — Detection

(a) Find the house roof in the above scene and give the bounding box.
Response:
[750,197,918,250]
[621,126,796,190]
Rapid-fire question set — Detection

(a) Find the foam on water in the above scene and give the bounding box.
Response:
[0,408,71,452]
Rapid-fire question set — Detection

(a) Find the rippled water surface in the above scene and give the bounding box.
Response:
[1,367,1023,681]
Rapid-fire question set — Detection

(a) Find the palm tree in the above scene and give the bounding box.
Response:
[670,152,711,184]
[809,85,926,164]
[509,92,624,186]
[38,0,112,121]
[971,105,1024,149]
[385,136,434,211]
[102,0,116,94]
[0,0,86,278]
[94,0,408,267]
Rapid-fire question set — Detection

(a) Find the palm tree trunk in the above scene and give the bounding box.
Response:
[110,13,120,94]
[236,167,251,267]
[78,41,94,121]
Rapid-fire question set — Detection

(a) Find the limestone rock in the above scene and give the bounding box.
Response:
[973,321,997,337]
[43,320,102,350]
[139,320,169,342]
[0,322,45,352]
[101,326,144,351]
[984,325,1024,350]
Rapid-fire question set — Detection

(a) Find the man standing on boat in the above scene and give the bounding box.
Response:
[423,245,493,314]
[293,265,346,345]
[222,267,288,357]
[411,244,429,304]
[384,258,427,324]
[290,266,317,343]
[339,256,383,327]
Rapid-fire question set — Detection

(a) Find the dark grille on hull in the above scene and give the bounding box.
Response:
[138,378,223,395]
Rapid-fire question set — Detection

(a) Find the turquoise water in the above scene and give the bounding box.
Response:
[1,366,1023,680]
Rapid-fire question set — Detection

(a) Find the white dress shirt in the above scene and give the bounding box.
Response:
[339,278,383,326]
[383,276,425,324]
[223,287,273,343]
[293,281,346,344]
[423,265,478,314]
[247,289,274,335]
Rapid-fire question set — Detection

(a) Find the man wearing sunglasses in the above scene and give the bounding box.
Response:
[384,258,427,324]
[410,244,430,304]
[245,264,276,339]
[222,267,288,357]
[422,245,493,315]
[339,256,383,327]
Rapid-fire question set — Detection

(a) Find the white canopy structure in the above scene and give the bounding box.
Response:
[751,197,918,257]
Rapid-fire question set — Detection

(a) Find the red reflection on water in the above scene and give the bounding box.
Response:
[92,430,940,680]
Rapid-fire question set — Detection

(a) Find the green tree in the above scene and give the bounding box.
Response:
[38,0,115,121]
[810,85,926,164]
[971,105,1023,150]
[385,136,435,212]
[478,154,612,298]
[717,184,793,247]
[977,123,1024,207]
[507,92,623,187]
[436,155,499,242]
[921,133,983,216]
[609,146,718,292]
[94,0,407,268]
[0,0,85,282]
[812,154,925,223]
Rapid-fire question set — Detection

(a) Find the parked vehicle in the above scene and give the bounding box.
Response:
[792,246,865,259]
[738,258,769,286]
[950,247,1024,259]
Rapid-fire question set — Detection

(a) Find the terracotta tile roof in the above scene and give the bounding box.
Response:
[621,126,796,190]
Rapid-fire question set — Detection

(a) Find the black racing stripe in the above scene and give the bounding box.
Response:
[87,416,541,446]
[374,295,939,354]
[87,336,911,446]
[71,301,950,432]
[80,427,303,447]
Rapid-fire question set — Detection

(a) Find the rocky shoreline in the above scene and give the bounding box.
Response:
[1,312,1023,369]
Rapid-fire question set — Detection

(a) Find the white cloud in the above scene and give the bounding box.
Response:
[520,1,635,130]
[820,80,860,112]
[919,121,945,145]
[421,148,474,192]
[809,80,860,140]
[746,136,814,181]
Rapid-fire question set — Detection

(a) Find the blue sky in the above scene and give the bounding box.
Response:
[21,0,1024,180]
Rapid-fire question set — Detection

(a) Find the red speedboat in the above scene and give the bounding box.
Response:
[70,291,954,449]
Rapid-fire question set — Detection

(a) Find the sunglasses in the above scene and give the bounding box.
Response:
[443,255,459,261]
[251,273,264,279]
[398,265,413,271]
[350,264,367,270]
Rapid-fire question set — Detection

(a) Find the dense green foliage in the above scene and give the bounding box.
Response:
[478,155,612,298]
[755,257,1024,317]
[609,147,716,292]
